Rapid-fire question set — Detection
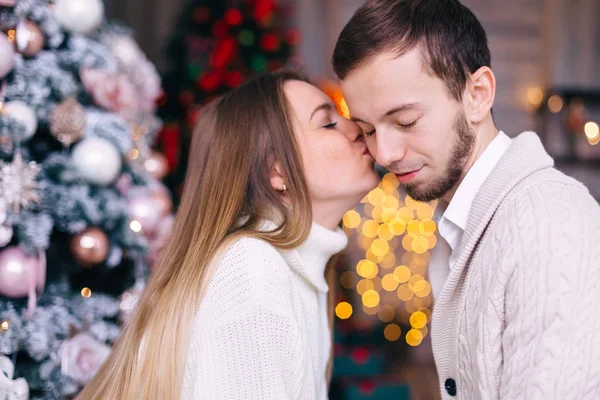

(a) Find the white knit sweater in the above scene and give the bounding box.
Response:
[432,132,600,399]
[181,222,348,399]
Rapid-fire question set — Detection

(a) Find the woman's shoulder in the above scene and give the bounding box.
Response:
[197,237,295,319]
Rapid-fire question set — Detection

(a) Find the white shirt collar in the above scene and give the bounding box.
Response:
[438,131,512,249]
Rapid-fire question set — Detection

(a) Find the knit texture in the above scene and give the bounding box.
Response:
[431,132,600,399]
[181,222,348,399]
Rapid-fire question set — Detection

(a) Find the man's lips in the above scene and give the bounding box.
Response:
[395,169,420,183]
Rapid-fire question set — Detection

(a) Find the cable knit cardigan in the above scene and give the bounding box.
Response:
[432,131,600,399]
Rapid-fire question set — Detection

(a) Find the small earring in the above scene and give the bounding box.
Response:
[281,184,287,194]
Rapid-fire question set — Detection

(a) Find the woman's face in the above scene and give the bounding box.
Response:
[284,80,379,211]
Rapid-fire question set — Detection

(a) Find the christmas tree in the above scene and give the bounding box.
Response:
[157,0,299,198]
[0,0,173,398]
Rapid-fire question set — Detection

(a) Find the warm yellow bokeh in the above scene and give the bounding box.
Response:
[384,324,402,341]
[377,224,395,241]
[405,195,422,210]
[382,274,400,291]
[411,236,429,254]
[393,265,411,283]
[335,302,353,319]
[371,239,390,257]
[415,281,432,298]
[382,196,400,211]
[410,311,428,329]
[340,271,358,289]
[406,328,424,346]
[343,210,362,229]
[356,259,378,279]
[380,251,396,269]
[381,173,400,191]
[362,220,379,238]
[402,235,413,251]
[416,203,435,220]
[419,219,437,236]
[407,220,421,237]
[388,218,407,236]
[368,188,385,206]
[362,290,381,308]
[356,279,375,295]
[378,305,395,322]
[396,207,414,224]
[81,287,92,298]
[397,284,414,301]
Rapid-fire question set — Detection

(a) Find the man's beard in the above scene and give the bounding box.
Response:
[405,111,475,202]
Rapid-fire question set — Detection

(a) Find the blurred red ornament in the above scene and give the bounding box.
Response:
[70,228,109,267]
[178,91,194,107]
[359,381,376,396]
[351,347,370,365]
[155,89,167,107]
[284,29,301,46]
[187,105,202,128]
[199,71,222,91]
[210,37,237,68]
[212,21,228,38]
[225,71,244,88]
[254,0,275,22]
[193,6,210,23]
[267,60,283,72]
[260,33,280,52]
[157,123,180,171]
[225,8,243,26]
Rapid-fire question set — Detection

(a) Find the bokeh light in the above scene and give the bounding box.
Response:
[335,302,353,320]
[384,324,402,341]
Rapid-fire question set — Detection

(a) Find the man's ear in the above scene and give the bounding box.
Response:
[465,66,496,124]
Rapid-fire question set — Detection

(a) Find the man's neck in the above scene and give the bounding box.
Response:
[442,122,499,203]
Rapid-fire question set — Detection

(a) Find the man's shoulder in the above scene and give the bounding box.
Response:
[501,167,596,214]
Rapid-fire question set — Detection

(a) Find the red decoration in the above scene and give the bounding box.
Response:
[193,7,210,23]
[210,37,237,69]
[260,33,280,52]
[187,106,203,129]
[225,71,244,88]
[155,89,167,108]
[225,8,243,26]
[359,381,376,396]
[267,60,283,72]
[284,29,301,46]
[212,21,229,38]
[178,91,195,107]
[351,347,370,365]
[254,0,275,23]
[157,123,180,171]
[198,70,222,91]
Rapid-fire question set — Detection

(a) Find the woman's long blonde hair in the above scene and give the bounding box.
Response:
[78,70,335,399]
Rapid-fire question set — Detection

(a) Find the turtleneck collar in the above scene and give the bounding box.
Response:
[275,221,348,293]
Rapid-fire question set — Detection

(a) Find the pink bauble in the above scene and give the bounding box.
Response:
[0,32,15,79]
[0,0,16,6]
[128,193,163,236]
[17,20,45,57]
[0,246,45,298]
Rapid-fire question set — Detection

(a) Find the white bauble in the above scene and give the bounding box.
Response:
[53,0,104,34]
[72,137,122,185]
[2,101,38,142]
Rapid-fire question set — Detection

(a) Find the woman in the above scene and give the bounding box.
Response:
[79,70,379,399]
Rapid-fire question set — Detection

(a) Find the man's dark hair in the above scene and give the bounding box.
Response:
[332,0,491,102]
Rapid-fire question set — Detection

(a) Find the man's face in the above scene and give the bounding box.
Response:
[340,48,475,202]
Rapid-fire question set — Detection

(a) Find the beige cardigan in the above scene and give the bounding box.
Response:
[432,132,600,399]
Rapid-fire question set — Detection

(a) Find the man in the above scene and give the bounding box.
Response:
[333,0,600,399]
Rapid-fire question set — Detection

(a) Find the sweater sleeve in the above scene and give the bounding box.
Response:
[183,238,307,400]
[500,181,600,400]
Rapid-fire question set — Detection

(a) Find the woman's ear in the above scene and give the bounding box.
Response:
[269,161,286,192]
